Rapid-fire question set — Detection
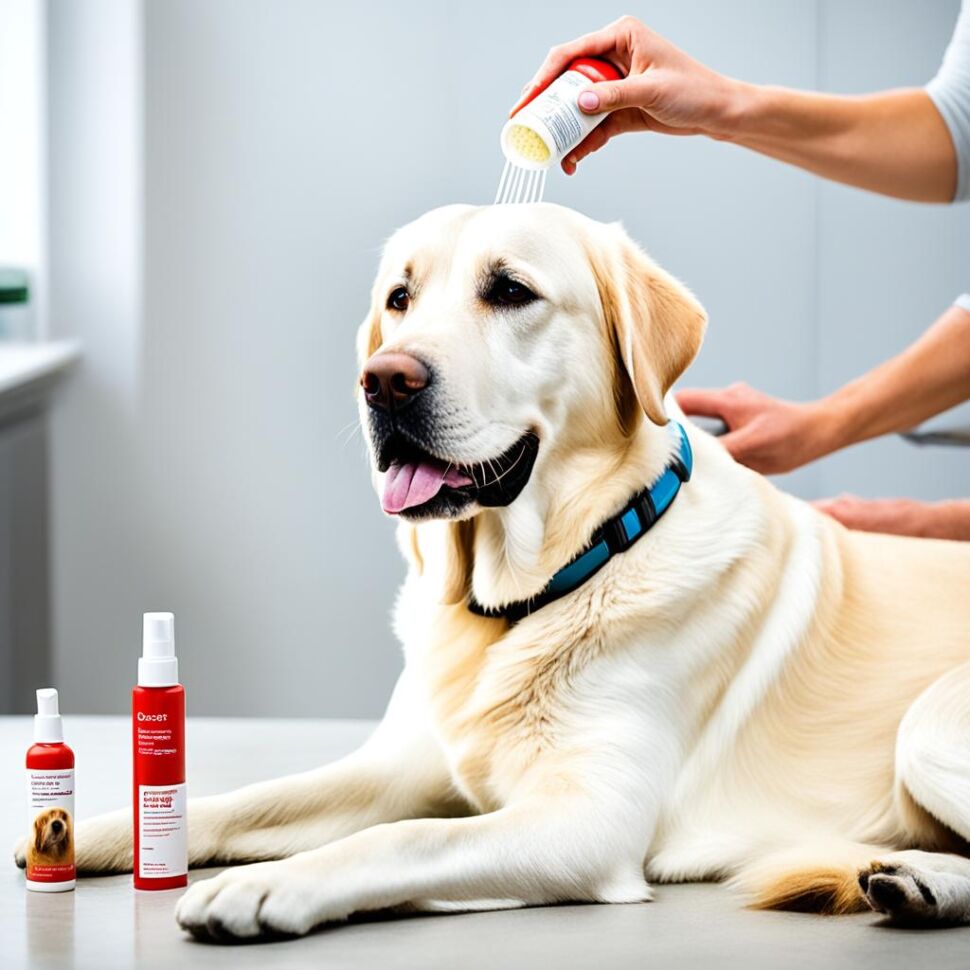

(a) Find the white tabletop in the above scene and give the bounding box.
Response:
[3,716,969,970]
[0,340,80,398]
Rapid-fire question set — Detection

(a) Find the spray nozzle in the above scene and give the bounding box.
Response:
[34,688,64,742]
[143,612,175,658]
[139,612,179,686]
[36,688,59,717]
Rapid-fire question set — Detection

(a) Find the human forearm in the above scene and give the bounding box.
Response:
[816,304,970,450]
[521,16,960,200]
[676,305,970,475]
[725,85,957,203]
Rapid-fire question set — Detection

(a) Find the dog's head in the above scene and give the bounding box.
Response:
[357,204,706,531]
[32,808,72,858]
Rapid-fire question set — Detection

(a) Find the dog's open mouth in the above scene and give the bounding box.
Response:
[379,432,540,520]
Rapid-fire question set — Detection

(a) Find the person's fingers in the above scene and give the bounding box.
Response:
[812,495,865,526]
[674,387,734,420]
[509,28,620,116]
[814,496,930,538]
[576,76,658,114]
[561,123,614,174]
[718,426,797,475]
[715,429,754,463]
[813,493,860,509]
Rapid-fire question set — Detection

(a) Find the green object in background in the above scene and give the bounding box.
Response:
[0,268,29,305]
[0,268,35,340]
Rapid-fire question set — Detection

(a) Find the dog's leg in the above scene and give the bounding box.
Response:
[851,661,970,926]
[733,663,970,926]
[895,661,970,844]
[15,671,462,875]
[175,790,653,941]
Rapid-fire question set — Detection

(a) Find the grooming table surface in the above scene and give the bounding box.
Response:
[3,716,968,970]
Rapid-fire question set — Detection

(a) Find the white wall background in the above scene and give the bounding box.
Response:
[43,0,968,718]
[0,0,46,331]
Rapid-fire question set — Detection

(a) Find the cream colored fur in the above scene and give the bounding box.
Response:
[20,204,970,939]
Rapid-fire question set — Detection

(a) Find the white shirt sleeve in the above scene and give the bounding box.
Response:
[926,0,970,202]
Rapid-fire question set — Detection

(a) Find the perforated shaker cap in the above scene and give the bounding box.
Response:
[138,612,179,687]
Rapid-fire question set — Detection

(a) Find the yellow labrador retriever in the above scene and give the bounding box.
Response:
[24,204,970,939]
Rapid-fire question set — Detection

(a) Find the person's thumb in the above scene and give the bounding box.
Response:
[577,78,648,114]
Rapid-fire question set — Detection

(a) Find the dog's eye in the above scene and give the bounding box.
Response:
[484,275,537,308]
[386,287,410,312]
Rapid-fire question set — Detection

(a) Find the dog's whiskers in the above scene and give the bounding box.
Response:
[487,442,529,487]
[336,418,362,445]
[338,423,363,449]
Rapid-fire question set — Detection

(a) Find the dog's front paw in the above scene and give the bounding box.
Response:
[858,860,967,925]
[176,860,335,942]
[13,836,27,869]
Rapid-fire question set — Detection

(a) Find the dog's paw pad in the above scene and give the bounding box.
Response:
[858,862,939,924]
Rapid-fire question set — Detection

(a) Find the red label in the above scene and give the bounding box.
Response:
[27,861,76,882]
[132,685,187,890]
[25,750,75,886]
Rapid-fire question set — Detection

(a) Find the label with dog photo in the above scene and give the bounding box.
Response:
[138,782,187,879]
[26,769,75,884]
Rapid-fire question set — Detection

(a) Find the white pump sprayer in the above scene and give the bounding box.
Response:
[138,612,178,687]
[34,687,64,743]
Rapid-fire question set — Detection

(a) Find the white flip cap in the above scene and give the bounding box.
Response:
[34,688,64,742]
[139,612,179,687]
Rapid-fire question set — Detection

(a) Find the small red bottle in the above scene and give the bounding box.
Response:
[132,612,187,891]
[26,688,76,892]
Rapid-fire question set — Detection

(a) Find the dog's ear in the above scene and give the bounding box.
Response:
[588,226,707,427]
[441,520,475,606]
[33,815,44,854]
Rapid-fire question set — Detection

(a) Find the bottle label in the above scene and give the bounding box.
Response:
[26,769,76,883]
[524,70,605,157]
[138,783,188,878]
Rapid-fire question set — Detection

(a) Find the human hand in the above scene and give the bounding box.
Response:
[675,382,838,475]
[814,496,970,540]
[511,15,748,174]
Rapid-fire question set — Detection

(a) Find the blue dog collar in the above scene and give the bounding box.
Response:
[469,421,693,624]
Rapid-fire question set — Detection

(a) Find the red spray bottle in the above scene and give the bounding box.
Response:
[132,612,187,890]
[25,688,76,891]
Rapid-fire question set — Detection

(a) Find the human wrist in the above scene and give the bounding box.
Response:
[803,397,848,460]
[712,80,774,143]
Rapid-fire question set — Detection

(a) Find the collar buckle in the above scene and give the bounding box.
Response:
[601,515,630,555]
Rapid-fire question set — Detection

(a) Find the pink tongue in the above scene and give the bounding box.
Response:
[382,460,473,514]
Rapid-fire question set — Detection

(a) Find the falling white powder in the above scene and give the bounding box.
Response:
[494,160,547,204]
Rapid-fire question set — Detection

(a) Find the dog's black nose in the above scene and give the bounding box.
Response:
[361,352,429,411]
[51,820,63,833]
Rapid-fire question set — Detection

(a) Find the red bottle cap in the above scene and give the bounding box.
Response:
[517,56,623,112]
[566,57,623,84]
